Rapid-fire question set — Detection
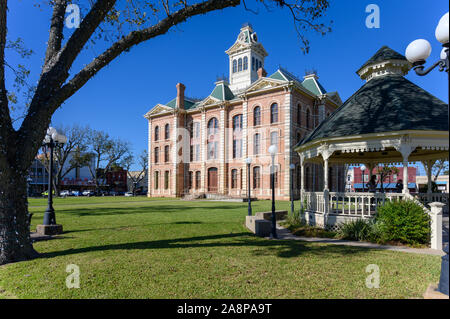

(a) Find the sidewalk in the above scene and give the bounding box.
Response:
[271,224,445,257]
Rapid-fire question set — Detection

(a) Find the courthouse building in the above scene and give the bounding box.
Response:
[144,24,343,200]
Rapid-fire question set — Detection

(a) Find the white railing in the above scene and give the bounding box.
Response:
[303,191,406,217]
[415,193,449,206]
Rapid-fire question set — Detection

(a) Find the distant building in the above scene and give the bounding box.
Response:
[416,175,449,193]
[347,166,417,193]
[106,167,128,193]
[127,171,148,193]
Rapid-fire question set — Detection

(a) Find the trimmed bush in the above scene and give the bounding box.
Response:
[337,219,376,241]
[375,200,430,245]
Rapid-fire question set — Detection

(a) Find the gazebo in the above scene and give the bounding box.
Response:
[294,46,449,236]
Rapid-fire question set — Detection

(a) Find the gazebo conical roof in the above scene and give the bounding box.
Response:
[295,46,449,165]
[299,74,448,146]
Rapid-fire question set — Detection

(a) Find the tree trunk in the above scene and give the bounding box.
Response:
[0,168,39,265]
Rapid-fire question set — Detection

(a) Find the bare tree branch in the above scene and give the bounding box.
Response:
[43,0,68,68]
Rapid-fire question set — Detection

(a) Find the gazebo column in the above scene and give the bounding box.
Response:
[397,143,414,195]
[300,154,305,205]
[319,147,332,226]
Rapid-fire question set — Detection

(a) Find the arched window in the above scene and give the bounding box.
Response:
[154,171,159,189]
[164,123,170,139]
[188,171,193,190]
[232,60,237,73]
[253,106,261,126]
[195,171,201,189]
[270,131,278,147]
[306,108,311,129]
[164,145,169,162]
[231,169,238,189]
[164,171,170,190]
[207,117,219,159]
[154,126,159,141]
[238,58,243,72]
[207,117,218,136]
[252,57,255,70]
[232,114,243,158]
[154,147,159,163]
[274,168,279,188]
[270,103,278,123]
[243,56,248,70]
[253,166,261,189]
[258,60,262,70]
[297,104,301,125]
[253,133,260,155]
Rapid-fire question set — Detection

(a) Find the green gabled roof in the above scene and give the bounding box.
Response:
[301,76,327,95]
[298,74,448,147]
[209,81,235,101]
[165,98,197,110]
[357,46,407,73]
[268,68,299,82]
[269,68,327,96]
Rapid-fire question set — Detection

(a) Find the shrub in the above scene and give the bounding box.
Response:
[374,200,430,245]
[286,199,307,227]
[337,219,376,241]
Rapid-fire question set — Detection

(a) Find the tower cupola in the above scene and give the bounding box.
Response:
[225,23,268,92]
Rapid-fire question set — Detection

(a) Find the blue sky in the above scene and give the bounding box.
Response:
[5,0,449,172]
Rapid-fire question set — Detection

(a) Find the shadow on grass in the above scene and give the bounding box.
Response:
[62,221,204,234]
[53,204,243,217]
[40,232,374,260]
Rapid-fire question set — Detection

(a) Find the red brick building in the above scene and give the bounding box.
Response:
[351,166,417,193]
[144,24,343,200]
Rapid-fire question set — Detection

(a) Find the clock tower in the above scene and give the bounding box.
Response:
[225,23,268,93]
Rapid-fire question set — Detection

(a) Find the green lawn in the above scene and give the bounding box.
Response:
[0,197,441,299]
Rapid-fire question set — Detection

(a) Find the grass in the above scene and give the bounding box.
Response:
[0,197,442,299]
[284,223,337,239]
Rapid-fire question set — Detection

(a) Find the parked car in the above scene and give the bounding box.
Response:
[60,190,70,197]
[124,191,133,197]
[82,190,96,197]
[71,190,80,196]
[109,191,118,196]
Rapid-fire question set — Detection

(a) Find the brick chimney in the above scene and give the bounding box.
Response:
[176,83,185,110]
[257,67,267,79]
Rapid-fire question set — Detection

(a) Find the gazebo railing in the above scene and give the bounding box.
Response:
[415,193,449,206]
[329,192,406,217]
[303,191,407,217]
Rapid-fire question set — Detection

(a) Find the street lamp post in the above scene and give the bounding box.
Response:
[26,176,32,197]
[405,11,449,297]
[361,164,366,193]
[37,127,67,236]
[268,145,278,239]
[245,157,252,216]
[290,163,295,215]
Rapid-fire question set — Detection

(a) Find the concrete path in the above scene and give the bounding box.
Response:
[271,223,445,257]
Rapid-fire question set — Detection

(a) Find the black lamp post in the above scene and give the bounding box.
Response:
[26,176,32,197]
[37,127,67,235]
[405,11,449,297]
[268,144,278,239]
[290,163,295,215]
[245,157,252,216]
